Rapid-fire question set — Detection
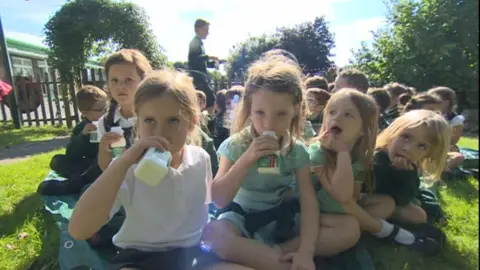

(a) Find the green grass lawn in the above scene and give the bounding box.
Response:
[0,139,477,269]
[0,124,71,149]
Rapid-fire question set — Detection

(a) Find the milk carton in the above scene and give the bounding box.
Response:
[257,131,280,174]
[110,127,126,158]
[89,121,99,143]
[134,148,172,186]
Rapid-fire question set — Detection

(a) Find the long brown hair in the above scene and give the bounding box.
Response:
[103,49,152,131]
[232,53,306,143]
[315,89,379,192]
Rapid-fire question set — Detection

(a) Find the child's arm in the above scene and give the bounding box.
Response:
[69,156,129,240]
[98,132,123,170]
[69,136,168,240]
[314,151,354,203]
[211,156,251,208]
[211,136,278,208]
[451,125,463,145]
[65,122,96,161]
[296,165,319,256]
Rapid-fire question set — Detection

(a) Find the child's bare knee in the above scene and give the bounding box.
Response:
[377,195,396,216]
[413,207,428,223]
[202,220,241,259]
[397,205,427,224]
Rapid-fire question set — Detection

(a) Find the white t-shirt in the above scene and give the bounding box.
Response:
[109,145,212,251]
[97,106,136,140]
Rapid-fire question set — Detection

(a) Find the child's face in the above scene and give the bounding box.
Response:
[198,100,206,111]
[81,101,107,121]
[387,124,431,165]
[323,96,363,145]
[136,95,193,154]
[108,63,142,107]
[333,76,352,93]
[197,25,210,39]
[250,90,296,138]
[306,93,320,113]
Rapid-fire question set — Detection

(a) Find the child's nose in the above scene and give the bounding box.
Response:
[264,116,276,131]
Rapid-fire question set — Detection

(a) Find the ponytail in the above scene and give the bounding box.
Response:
[104,98,118,132]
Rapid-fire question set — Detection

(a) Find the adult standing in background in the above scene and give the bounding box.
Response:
[188,19,218,114]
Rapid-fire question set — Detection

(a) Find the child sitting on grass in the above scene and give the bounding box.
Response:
[211,89,230,149]
[38,85,108,195]
[374,110,450,228]
[428,87,466,171]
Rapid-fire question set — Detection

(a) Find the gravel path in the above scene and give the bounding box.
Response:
[0,136,69,165]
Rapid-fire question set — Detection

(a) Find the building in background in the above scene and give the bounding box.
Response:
[0,37,103,83]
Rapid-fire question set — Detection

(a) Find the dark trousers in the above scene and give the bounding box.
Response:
[41,154,102,195]
[191,72,215,108]
[110,245,220,270]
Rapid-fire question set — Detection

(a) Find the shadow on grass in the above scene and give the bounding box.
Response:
[0,193,61,270]
[438,177,478,204]
[362,233,472,270]
[0,124,70,149]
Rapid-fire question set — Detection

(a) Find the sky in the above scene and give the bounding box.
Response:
[1,0,388,67]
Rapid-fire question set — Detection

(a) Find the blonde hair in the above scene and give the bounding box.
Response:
[315,88,379,192]
[376,109,450,182]
[134,69,202,146]
[232,55,305,143]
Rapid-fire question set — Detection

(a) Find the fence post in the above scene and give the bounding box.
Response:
[0,15,22,128]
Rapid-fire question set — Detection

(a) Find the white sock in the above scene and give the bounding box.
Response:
[372,219,394,238]
[394,228,415,245]
[372,219,415,245]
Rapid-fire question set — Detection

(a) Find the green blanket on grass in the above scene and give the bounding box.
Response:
[41,171,220,270]
[41,171,114,270]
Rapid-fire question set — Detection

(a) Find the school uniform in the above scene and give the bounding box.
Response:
[308,142,366,214]
[109,145,216,270]
[200,129,219,177]
[188,36,216,108]
[39,119,102,195]
[211,113,230,150]
[97,107,136,148]
[373,150,420,208]
[88,107,136,248]
[216,128,309,246]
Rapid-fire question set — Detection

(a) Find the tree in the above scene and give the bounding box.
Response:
[351,0,479,109]
[44,0,167,81]
[227,16,335,81]
[172,61,188,70]
[277,17,335,72]
[227,34,279,82]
